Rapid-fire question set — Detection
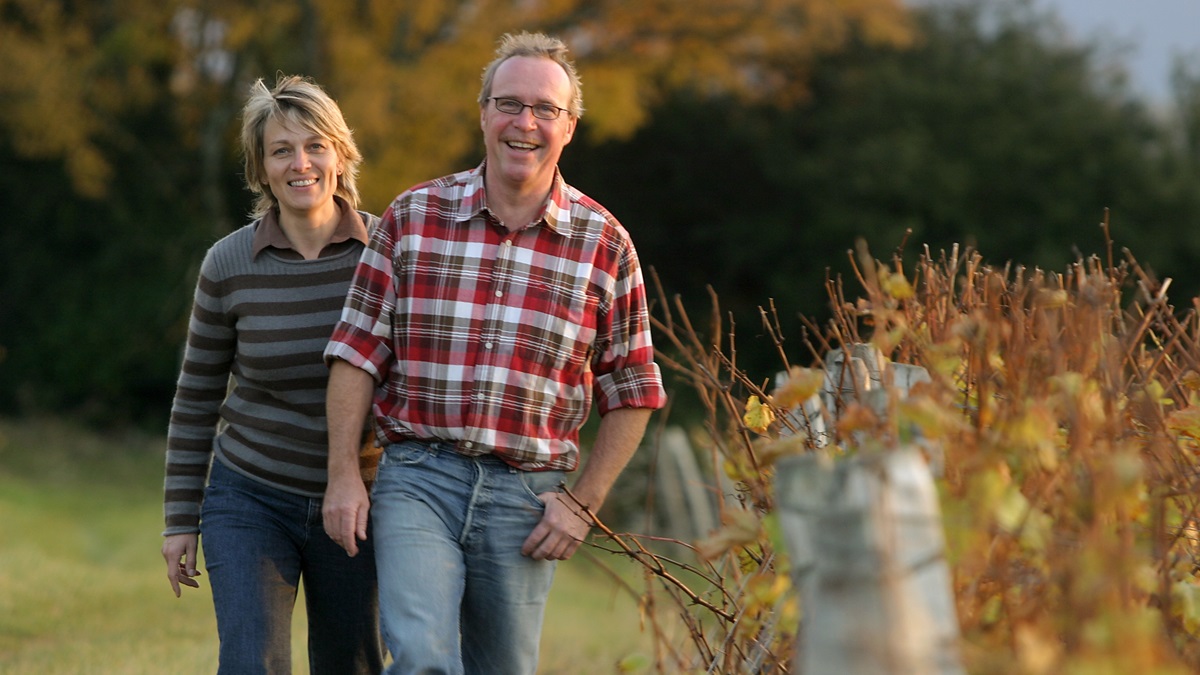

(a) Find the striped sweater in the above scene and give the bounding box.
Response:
[163,214,377,535]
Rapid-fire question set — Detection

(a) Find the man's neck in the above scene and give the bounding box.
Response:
[484,172,553,232]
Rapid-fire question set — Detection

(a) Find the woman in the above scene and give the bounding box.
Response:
[161,74,384,674]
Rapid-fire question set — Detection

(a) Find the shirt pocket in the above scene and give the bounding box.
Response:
[517,281,599,376]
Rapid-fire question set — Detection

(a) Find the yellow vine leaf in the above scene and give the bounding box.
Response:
[723,455,755,483]
[994,487,1030,533]
[1019,510,1053,553]
[745,572,791,609]
[1137,378,1174,407]
[756,433,811,465]
[879,269,915,300]
[994,486,1052,552]
[772,366,825,410]
[1165,406,1200,441]
[741,572,799,636]
[980,594,1004,626]
[695,508,761,561]
[835,401,880,436]
[743,395,775,434]
[616,653,652,673]
[896,395,968,440]
[1033,288,1069,309]
[1182,370,1200,391]
[1004,406,1060,472]
[920,334,964,380]
[1134,564,1159,597]
[1173,580,1200,635]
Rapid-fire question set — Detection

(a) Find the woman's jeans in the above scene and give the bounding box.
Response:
[371,440,565,675]
[200,458,384,674]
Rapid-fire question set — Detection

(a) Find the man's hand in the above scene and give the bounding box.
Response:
[324,360,377,557]
[162,533,202,597]
[521,492,592,561]
[519,408,654,561]
[323,475,370,557]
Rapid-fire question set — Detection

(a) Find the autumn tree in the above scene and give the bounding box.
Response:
[0,0,912,424]
[560,0,1200,375]
[309,0,914,207]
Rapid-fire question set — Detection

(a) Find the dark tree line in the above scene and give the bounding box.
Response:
[563,1,1200,376]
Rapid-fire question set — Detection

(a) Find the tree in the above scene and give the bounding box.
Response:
[311,0,914,208]
[561,0,1200,375]
[0,0,212,424]
[0,0,913,425]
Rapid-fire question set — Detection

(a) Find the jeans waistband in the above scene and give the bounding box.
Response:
[398,438,514,468]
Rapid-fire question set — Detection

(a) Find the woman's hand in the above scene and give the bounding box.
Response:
[161,533,202,597]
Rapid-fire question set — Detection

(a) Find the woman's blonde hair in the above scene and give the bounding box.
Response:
[240,74,362,218]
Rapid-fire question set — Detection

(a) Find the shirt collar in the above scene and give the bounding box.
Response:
[251,195,368,259]
[462,161,570,235]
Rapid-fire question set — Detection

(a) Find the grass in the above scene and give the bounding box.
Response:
[0,417,654,674]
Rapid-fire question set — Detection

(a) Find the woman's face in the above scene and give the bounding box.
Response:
[262,116,342,220]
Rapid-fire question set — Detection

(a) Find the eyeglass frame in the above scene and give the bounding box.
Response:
[487,97,571,121]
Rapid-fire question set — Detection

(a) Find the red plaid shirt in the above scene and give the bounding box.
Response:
[325,163,666,471]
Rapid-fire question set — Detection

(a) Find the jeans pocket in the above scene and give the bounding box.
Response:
[199,460,238,520]
[516,469,566,507]
[381,440,436,468]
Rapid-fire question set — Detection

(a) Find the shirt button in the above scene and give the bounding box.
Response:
[485,342,494,350]
[494,290,502,298]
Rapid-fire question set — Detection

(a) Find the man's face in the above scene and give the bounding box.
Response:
[481,55,577,194]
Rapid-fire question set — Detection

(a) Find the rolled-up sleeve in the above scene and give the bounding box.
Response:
[325,205,400,382]
[592,236,667,415]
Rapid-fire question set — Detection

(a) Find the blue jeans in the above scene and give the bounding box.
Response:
[201,458,384,674]
[371,441,565,675]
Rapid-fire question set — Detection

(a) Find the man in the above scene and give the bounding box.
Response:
[322,31,667,674]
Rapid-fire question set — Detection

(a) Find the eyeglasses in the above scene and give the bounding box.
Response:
[488,97,570,121]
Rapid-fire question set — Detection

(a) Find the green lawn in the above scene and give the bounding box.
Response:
[0,417,655,674]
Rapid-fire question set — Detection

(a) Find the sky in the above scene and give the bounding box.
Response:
[1033,0,1200,101]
